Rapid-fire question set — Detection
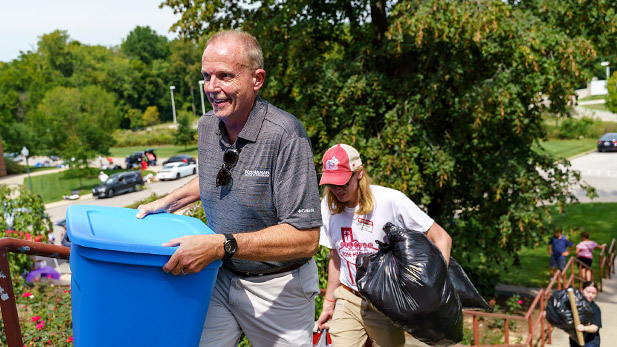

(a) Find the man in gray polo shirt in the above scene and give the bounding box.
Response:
[136,30,322,346]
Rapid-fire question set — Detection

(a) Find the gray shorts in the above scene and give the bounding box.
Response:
[199,259,319,347]
[550,255,566,270]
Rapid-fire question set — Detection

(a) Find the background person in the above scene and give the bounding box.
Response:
[576,231,606,281]
[570,281,601,347]
[316,143,452,347]
[548,228,573,278]
[136,30,322,347]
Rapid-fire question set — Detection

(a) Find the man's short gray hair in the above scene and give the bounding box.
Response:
[206,30,264,71]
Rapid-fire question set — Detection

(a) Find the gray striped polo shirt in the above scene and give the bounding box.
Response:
[197,97,322,274]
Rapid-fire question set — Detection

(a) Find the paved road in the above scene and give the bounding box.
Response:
[574,106,617,122]
[569,151,617,202]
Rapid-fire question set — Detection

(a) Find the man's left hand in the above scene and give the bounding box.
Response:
[162,234,226,275]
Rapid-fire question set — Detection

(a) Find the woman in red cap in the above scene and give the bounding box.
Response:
[316,143,452,347]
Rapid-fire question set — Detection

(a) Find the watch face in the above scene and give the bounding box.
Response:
[225,241,237,254]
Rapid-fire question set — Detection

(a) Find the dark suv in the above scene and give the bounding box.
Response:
[92,171,144,198]
[125,149,157,169]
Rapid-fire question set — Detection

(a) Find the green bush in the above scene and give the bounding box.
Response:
[113,128,175,147]
[0,185,52,276]
[607,72,617,113]
[558,116,598,139]
[5,158,27,174]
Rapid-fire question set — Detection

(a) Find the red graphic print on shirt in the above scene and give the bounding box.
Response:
[338,226,379,284]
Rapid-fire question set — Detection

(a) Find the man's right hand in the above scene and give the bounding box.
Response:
[136,199,168,219]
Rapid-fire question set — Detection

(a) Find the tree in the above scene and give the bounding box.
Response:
[143,105,161,126]
[121,26,170,65]
[173,111,197,149]
[30,85,120,167]
[162,0,609,292]
[169,39,204,115]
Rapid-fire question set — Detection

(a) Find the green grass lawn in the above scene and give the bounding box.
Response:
[502,202,617,288]
[537,139,597,158]
[580,103,610,112]
[29,169,156,203]
[110,145,198,159]
[578,95,606,102]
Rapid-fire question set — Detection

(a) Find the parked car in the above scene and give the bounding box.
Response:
[92,171,144,198]
[157,162,197,181]
[125,149,157,169]
[162,154,197,166]
[597,133,617,152]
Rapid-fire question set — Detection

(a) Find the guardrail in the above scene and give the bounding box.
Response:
[0,237,70,347]
[455,237,616,347]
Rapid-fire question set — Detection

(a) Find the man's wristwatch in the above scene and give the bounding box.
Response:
[223,233,237,260]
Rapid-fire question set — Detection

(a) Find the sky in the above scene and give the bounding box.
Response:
[0,0,181,62]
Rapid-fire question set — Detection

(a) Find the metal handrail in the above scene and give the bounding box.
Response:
[0,237,70,347]
[454,237,616,347]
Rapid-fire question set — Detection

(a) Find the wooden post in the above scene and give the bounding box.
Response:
[567,288,585,346]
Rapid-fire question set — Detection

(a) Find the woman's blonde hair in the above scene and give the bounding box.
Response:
[324,168,374,215]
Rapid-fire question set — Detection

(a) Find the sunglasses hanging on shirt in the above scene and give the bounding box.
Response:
[216,146,240,187]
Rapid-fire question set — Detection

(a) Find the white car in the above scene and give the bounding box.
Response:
[157,162,197,181]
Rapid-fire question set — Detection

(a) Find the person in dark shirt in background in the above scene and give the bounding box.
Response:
[548,228,573,278]
[570,281,601,347]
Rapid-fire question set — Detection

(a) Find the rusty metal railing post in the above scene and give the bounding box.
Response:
[473,314,479,346]
[0,248,21,346]
[0,238,70,347]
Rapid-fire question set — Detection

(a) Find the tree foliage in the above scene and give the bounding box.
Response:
[0,184,52,276]
[161,0,610,292]
[143,105,161,126]
[173,111,197,149]
[121,26,170,65]
[608,71,617,113]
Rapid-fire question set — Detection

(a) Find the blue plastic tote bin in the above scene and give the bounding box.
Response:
[66,205,222,347]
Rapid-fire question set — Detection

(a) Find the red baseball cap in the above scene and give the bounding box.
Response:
[320,144,362,185]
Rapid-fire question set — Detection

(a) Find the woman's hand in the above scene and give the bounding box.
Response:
[317,299,336,331]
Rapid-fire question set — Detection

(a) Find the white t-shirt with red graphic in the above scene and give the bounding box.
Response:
[319,185,435,291]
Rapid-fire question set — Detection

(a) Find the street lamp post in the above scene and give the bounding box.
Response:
[601,61,610,81]
[21,146,33,190]
[170,86,177,124]
[198,80,206,115]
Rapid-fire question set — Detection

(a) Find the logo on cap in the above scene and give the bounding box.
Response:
[325,156,339,171]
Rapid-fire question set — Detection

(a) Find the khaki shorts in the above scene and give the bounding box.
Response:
[329,286,406,347]
[199,259,319,347]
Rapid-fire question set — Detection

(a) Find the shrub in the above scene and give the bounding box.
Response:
[0,184,52,276]
[5,158,27,174]
[558,116,598,139]
[143,106,160,126]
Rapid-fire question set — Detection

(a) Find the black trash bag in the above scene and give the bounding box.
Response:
[449,258,491,310]
[356,222,463,346]
[545,288,593,342]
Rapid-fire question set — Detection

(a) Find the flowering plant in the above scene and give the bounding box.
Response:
[0,276,73,346]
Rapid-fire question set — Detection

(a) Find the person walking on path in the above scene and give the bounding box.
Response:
[548,228,574,278]
[576,231,606,281]
[136,30,322,346]
[316,143,452,347]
